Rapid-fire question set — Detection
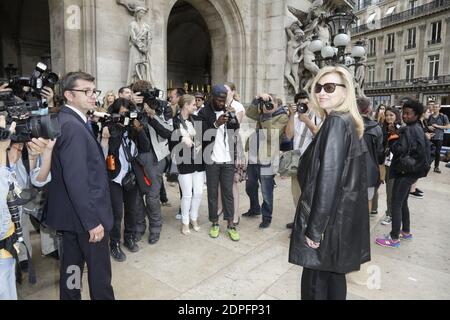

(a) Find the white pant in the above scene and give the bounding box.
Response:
[19,213,57,262]
[178,171,205,225]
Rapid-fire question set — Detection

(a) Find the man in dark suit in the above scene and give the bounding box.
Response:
[44,72,115,300]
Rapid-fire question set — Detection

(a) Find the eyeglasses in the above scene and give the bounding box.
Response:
[70,88,102,97]
[196,98,204,102]
[315,83,346,94]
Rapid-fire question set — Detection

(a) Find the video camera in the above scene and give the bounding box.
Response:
[138,88,166,114]
[0,91,61,143]
[257,97,275,112]
[8,62,59,109]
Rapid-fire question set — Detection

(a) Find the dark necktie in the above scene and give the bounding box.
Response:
[86,120,94,136]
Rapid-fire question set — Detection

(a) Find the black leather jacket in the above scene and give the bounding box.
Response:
[289,112,371,274]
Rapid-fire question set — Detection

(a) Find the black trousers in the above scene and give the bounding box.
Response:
[109,181,140,242]
[301,268,347,300]
[205,163,235,223]
[390,176,415,240]
[160,178,169,203]
[431,140,443,168]
[59,231,114,300]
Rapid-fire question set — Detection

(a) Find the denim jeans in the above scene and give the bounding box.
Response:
[245,164,275,221]
[0,258,17,300]
[390,176,416,240]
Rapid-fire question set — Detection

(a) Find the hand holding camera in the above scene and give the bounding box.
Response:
[215,114,229,128]
[257,94,275,113]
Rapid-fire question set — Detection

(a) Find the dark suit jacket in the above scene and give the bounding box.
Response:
[44,106,113,233]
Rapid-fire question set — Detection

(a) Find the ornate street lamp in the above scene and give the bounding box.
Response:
[326,7,357,40]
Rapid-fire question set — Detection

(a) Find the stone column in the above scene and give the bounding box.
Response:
[395,30,403,80]
[48,0,97,77]
[417,24,427,77]
[376,35,384,81]
[444,17,450,76]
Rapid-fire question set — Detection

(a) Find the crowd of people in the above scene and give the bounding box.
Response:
[1,65,449,301]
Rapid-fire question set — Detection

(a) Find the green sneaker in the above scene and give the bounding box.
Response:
[209,224,220,238]
[227,227,240,242]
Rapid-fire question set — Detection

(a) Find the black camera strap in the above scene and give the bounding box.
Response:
[121,136,137,172]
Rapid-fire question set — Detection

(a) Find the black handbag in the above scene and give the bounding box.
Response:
[121,137,137,192]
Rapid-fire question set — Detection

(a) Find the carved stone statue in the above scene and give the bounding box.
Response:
[354,54,367,98]
[284,25,305,93]
[287,2,329,92]
[117,0,154,84]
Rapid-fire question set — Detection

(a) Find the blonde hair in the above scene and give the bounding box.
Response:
[102,90,116,110]
[309,66,364,139]
[178,94,195,109]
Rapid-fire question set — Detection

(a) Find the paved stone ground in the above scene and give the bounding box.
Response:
[17,164,450,300]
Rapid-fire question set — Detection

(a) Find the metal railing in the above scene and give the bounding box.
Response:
[352,0,450,35]
[404,43,417,50]
[428,38,442,45]
[365,75,450,90]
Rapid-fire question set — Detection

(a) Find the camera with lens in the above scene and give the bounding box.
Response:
[257,97,274,112]
[138,88,166,113]
[8,62,59,108]
[227,110,238,125]
[297,103,309,114]
[0,90,61,143]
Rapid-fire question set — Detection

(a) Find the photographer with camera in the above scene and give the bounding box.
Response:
[100,98,150,262]
[131,80,173,245]
[198,84,241,241]
[0,114,18,300]
[243,93,289,229]
[44,71,115,300]
[284,90,320,229]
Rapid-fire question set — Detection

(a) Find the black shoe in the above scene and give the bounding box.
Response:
[242,210,261,218]
[110,242,126,262]
[134,232,144,242]
[434,167,442,174]
[19,260,29,273]
[409,191,424,199]
[259,220,271,229]
[124,237,139,253]
[148,233,160,245]
[286,222,294,229]
[370,210,378,215]
[46,250,60,260]
[415,188,424,195]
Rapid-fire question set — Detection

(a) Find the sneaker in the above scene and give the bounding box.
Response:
[190,220,201,232]
[209,224,220,239]
[175,210,182,220]
[434,167,442,174]
[242,210,261,218]
[227,226,240,242]
[399,231,413,241]
[381,216,392,225]
[259,220,271,229]
[370,210,378,215]
[110,242,127,262]
[409,191,424,199]
[181,224,191,236]
[415,188,424,195]
[375,236,400,248]
[148,233,160,245]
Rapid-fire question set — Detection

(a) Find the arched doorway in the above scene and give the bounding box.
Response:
[165,0,246,97]
[167,1,212,92]
[0,0,51,80]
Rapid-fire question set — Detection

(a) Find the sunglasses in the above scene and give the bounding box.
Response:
[315,83,346,94]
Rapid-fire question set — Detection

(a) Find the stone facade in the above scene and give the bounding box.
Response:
[352,0,450,107]
[1,0,352,103]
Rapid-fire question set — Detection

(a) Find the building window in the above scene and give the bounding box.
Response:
[406,59,415,82]
[430,21,442,44]
[386,63,394,83]
[386,33,395,54]
[406,28,416,49]
[368,38,376,56]
[367,65,375,84]
[429,55,440,80]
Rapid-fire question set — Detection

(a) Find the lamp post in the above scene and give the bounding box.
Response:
[309,7,364,69]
